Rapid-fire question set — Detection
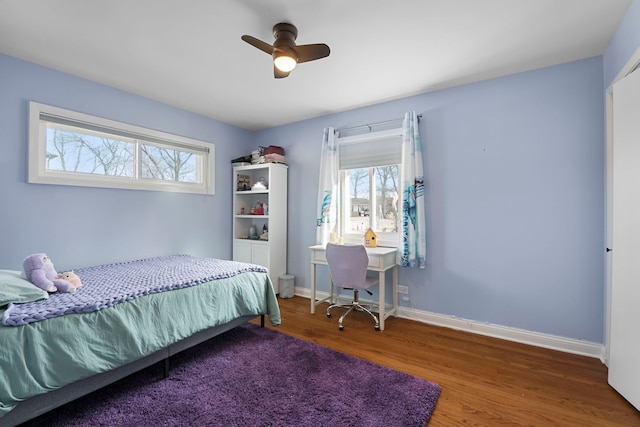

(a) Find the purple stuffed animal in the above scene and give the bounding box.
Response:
[23,253,77,293]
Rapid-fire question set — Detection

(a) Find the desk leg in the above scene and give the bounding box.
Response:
[392,265,398,317]
[310,263,316,314]
[379,271,385,331]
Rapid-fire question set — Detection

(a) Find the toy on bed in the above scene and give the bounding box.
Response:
[23,253,77,293]
[57,270,82,289]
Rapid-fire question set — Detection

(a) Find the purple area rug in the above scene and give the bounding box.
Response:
[23,324,440,426]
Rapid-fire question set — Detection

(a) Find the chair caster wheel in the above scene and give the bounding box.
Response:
[374,325,380,330]
[326,313,332,318]
[339,325,344,330]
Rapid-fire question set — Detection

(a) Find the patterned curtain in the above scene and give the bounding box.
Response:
[316,127,338,244]
[398,111,426,268]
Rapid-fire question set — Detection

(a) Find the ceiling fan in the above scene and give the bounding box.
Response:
[241,23,330,79]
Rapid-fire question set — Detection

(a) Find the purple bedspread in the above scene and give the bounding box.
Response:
[2,255,267,326]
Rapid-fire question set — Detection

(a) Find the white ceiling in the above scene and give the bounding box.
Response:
[0,0,632,130]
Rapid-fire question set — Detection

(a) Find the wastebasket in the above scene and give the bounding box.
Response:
[279,275,295,298]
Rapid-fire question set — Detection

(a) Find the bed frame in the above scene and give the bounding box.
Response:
[1,314,265,426]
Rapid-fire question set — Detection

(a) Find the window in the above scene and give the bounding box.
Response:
[337,128,402,247]
[28,102,215,194]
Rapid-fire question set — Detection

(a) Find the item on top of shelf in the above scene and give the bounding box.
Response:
[263,145,285,156]
[248,225,259,239]
[231,155,252,164]
[264,153,287,164]
[251,148,264,164]
[254,201,264,215]
[237,174,251,191]
[251,177,268,191]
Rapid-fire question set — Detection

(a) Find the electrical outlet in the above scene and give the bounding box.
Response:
[397,285,409,294]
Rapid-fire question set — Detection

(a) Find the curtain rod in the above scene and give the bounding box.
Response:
[336,114,422,134]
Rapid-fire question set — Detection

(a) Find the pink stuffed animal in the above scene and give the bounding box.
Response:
[23,253,77,293]
[57,270,82,289]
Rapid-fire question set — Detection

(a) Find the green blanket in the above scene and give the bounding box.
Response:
[0,271,280,419]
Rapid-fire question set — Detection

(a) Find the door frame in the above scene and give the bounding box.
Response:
[604,46,640,366]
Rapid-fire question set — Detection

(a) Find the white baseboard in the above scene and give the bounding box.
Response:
[293,287,605,362]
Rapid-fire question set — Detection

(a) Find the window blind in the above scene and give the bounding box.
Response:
[337,128,402,169]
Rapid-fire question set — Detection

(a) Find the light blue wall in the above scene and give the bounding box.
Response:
[0,54,253,270]
[603,0,640,87]
[7,1,640,343]
[254,57,606,342]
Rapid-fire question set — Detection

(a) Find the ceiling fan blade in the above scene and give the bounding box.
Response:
[241,35,274,55]
[294,43,330,64]
[274,64,291,79]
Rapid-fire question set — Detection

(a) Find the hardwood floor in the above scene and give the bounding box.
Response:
[253,296,640,426]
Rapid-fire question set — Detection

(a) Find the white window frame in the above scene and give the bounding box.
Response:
[336,128,403,248]
[28,101,215,195]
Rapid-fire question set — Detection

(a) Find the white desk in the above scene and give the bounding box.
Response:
[309,244,398,331]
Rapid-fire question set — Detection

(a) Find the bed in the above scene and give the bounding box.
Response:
[0,254,281,426]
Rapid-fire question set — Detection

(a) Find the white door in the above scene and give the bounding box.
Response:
[251,244,270,269]
[609,67,640,411]
[233,240,252,264]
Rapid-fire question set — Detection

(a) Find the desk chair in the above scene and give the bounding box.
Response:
[325,243,380,330]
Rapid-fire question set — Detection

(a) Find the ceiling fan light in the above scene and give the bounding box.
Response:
[274,53,297,72]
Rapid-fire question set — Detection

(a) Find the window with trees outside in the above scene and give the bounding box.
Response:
[28,102,215,195]
[337,128,402,247]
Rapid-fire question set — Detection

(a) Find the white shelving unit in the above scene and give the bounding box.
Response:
[232,163,287,293]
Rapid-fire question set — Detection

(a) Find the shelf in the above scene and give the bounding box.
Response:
[235,190,269,195]
[235,238,269,243]
[233,163,287,294]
